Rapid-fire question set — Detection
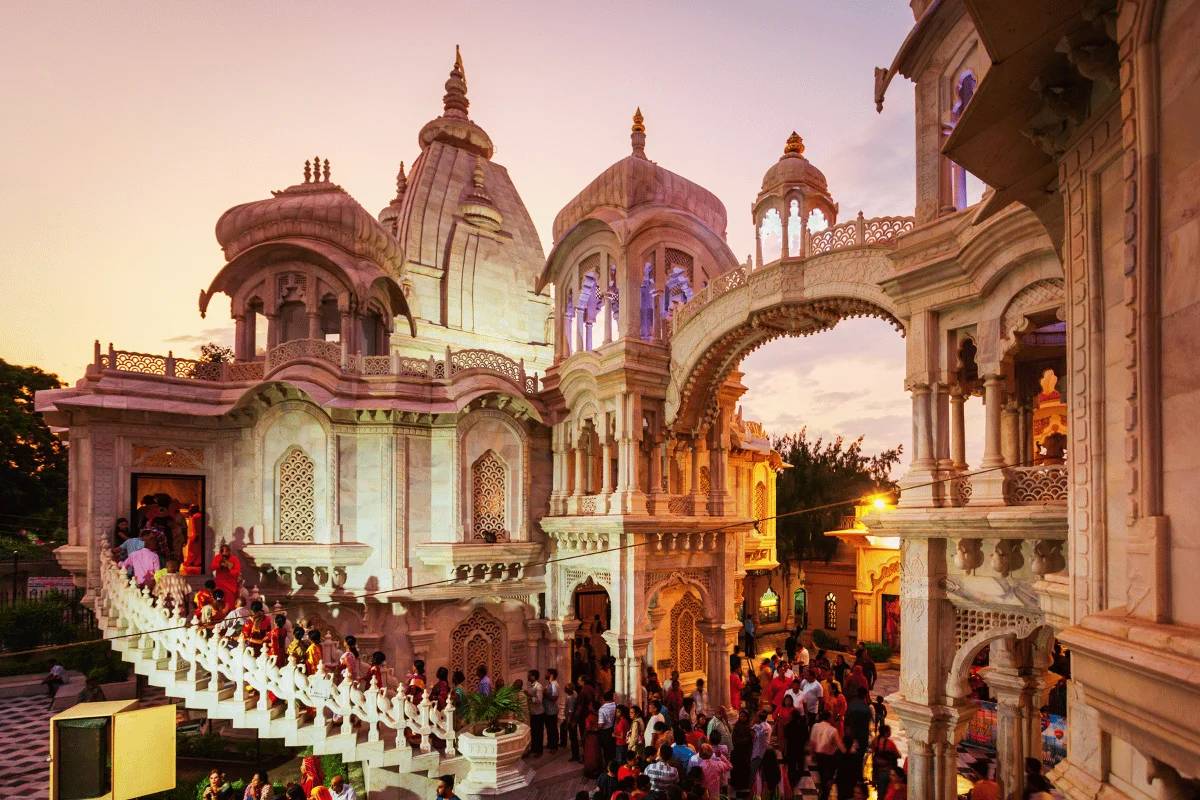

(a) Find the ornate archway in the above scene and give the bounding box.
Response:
[450,606,507,691]
[669,591,708,676]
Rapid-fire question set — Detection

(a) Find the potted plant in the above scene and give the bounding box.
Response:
[462,685,524,735]
[456,685,534,795]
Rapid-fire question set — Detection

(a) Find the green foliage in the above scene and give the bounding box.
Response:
[462,685,525,732]
[0,594,92,652]
[86,648,131,683]
[812,628,839,651]
[0,637,106,677]
[199,342,235,364]
[861,641,893,662]
[0,360,67,537]
[773,429,901,564]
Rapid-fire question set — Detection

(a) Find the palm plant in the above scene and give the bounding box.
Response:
[461,685,525,734]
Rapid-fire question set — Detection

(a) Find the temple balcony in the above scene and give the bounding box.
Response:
[413,541,544,590]
[90,340,539,394]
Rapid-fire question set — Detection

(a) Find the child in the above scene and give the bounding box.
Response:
[872,694,888,733]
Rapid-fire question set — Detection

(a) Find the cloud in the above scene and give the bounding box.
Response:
[161,326,235,356]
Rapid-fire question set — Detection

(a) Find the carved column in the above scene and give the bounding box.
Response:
[699,621,740,710]
[973,374,1009,504]
[307,310,321,340]
[934,382,953,474]
[690,438,707,516]
[899,382,941,507]
[780,202,791,260]
[1002,398,1021,467]
[266,313,281,350]
[950,387,967,471]
[600,423,613,508]
[233,313,249,361]
[754,220,763,268]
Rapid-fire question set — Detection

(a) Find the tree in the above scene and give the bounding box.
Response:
[199,342,234,363]
[0,360,67,540]
[772,428,901,564]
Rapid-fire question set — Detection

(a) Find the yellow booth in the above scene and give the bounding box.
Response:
[49,699,176,800]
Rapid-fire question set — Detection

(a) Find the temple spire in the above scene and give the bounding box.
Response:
[442,45,469,120]
[631,106,646,159]
[783,131,805,156]
[393,161,408,199]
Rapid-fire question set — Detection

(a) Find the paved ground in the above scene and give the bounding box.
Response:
[0,684,171,798]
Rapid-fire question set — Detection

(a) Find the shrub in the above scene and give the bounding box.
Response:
[461,685,525,733]
[811,628,839,651]
[0,595,78,651]
[861,641,892,662]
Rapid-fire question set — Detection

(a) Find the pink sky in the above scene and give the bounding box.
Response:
[2,1,952,459]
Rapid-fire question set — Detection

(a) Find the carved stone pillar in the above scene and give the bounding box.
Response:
[950,387,967,471]
[899,382,942,507]
[1002,398,1021,467]
[266,312,281,350]
[699,621,740,710]
[307,310,321,340]
[973,373,1008,504]
[690,438,708,516]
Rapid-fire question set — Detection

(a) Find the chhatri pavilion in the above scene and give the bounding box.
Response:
[37,1,1200,797]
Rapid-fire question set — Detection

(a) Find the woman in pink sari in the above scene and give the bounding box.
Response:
[211,544,241,612]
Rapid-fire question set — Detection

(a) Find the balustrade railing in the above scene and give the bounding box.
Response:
[1005,465,1068,504]
[97,555,456,760]
[90,340,539,395]
[668,211,915,333]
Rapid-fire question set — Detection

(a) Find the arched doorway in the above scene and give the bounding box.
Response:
[569,577,611,683]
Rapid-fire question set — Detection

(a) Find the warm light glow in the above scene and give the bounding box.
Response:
[872,497,888,510]
[865,535,901,550]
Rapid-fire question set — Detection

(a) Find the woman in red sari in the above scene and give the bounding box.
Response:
[582,704,603,778]
[211,544,241,612]
[299,755,324,797]
[181,505,204,576]
[730,667,743,712]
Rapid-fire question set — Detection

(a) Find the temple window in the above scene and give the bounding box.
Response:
[949,70,986,210]
[759,208,782,263]
[793,588,808,628]
[471,450,507,541]
[661,265,694,319]
[279,300,307,343]
[277,447,316,542]
[669,592,707,674]
[753,481,767,520]
[639,261,657,339]
[578,268,601,351]
[360,310,384,355]
[759,587,780,624]
[823,592,838,630]
[808,208,828,233]
[699,465,711,496]
[787,199,803,255]
[665,248,694,284]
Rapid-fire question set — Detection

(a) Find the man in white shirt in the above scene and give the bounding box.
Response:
[329,774,357,800]
[597,690,617,762]
[525,670,545,756]
[798,644,811,668]
[783,676,805,709]
[800,669,824,725]
[645,703,667,747]
[543,668,560,752]
[750,710,773,777]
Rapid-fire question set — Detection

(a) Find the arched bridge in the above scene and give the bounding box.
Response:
[665,214,914,431]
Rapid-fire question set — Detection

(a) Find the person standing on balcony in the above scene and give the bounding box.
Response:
[210,543,241,612]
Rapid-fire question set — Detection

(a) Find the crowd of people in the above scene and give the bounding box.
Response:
[200,756,356,800]
[566,642,902,800]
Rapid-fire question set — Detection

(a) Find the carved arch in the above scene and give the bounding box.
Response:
[669,592,707,675]
[449,606,507,691]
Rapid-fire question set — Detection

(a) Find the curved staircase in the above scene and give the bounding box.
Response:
[95,559,464,798]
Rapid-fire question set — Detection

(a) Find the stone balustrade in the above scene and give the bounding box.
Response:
[668,211,915,332]
[945,465,1067,508]
[96,555,458,771]
[90,339,539,395]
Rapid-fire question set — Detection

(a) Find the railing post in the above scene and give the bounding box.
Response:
[93,340,101,366]
[445,347,453,376]
[108,343,116,367]
[165,350,176,377]
[391,351,401,375]
[856,210,866,244]
[518,357,526,386]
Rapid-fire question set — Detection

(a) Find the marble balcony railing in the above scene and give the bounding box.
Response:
[90,340,540,396]
[948,464,1068,508]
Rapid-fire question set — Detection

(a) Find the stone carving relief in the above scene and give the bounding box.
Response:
[471,450,507,541]
[132,445,205,470]
[450,607,506,690]
[277,447,316,542]
[669,591,707,674]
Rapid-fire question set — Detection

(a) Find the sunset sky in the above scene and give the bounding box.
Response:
[1,1,975,462]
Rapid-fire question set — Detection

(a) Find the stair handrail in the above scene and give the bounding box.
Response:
[98,555,457,758]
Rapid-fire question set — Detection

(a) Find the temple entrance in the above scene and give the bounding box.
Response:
[569,579,611,683]
[881,593,901,651]
[129,472,206,574]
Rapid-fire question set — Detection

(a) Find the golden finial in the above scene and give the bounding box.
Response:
[784,131,805,156]
[454,44,464,77]
[632,106,645,134]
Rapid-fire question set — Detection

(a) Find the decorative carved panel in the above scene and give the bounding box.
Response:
[132,445,204,470]
[669,592,707,674]
[277,447,316,542]
[451,607,506,690]
[471,450,507,540]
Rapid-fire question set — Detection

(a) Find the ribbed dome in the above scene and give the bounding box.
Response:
[761,132,829,194]
[552,110,728,242]
[216,159,402,273]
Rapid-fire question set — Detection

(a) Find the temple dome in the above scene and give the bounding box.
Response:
[552,108,729,243]
[760,132,829,194]
[215,158,403,274]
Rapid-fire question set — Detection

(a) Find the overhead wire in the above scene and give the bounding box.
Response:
[0,457,1030,662]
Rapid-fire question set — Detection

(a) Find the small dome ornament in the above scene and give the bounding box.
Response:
[631,106,647,159]
[442,45,469,120]
[783,131,805,156]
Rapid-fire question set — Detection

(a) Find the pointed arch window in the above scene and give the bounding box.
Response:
[669,592,707,674]
[824,592,838,630]
[793,588,808,628]
[278,447,316,542]
[471,450,507,541]
[759,587,780,624]
[753,481,767,521]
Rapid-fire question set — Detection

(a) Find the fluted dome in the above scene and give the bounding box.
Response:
[553,109,728,243]
[760,132,829,194]
[216,158,403,273]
